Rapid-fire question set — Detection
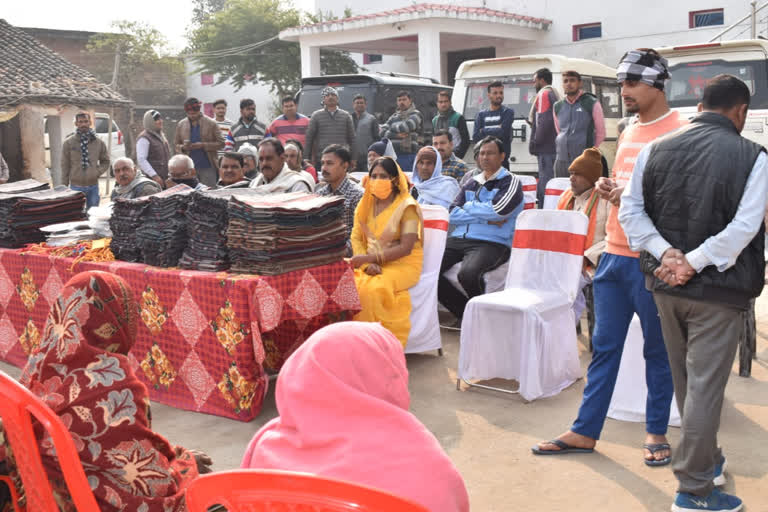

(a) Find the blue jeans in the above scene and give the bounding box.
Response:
[536,153,555,208]
[571,253,674,439]
[397,153,416,173]
[70,184,100,209]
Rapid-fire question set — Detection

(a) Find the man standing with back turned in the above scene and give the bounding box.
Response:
[620,74,767,512]
[533,49,684,469]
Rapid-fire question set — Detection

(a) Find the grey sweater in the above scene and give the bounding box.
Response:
[305,108,356,166]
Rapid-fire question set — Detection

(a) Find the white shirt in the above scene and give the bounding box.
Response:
[136,138,157,177]
[620,143,768,273]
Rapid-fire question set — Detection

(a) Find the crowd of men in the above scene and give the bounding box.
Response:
[46,45,765,512]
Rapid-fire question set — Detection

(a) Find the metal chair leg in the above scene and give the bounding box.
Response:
[457,378,520,395]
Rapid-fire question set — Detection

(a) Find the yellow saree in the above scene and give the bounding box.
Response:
[351,161,423,347]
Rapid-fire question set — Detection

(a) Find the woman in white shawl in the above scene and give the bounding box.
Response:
[410,146,459,210]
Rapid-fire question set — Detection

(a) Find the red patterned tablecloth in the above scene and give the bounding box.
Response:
[0,249,360,421]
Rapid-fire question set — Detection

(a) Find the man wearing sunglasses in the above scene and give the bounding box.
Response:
[173,97,225,187]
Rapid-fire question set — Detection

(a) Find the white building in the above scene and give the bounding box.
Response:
[184,58,276,126]
[283,0,765,84]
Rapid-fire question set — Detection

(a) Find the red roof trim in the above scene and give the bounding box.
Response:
[294,3,552,30]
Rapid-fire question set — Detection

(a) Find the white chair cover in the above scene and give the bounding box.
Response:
[607,315,681,427]
[458,210,588,401]
[406,205,449,354]
[543,177,571,209]
[518,174,538,210]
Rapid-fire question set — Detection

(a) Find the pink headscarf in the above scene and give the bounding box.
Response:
[242,322,469,512]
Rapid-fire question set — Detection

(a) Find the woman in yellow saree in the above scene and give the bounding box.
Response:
[350,157,423,347]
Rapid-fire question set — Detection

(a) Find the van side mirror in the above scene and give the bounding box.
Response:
[511,124,526,142]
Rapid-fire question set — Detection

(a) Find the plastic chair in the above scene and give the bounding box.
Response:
[542,177,571,209]
[457,210,588,401]
[184,469,429,512]
[0,370,99,512]
[518,174,538,210]
[406,205,449,355]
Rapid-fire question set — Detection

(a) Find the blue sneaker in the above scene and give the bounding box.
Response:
[713,456,727,486]
[672,489,742,512]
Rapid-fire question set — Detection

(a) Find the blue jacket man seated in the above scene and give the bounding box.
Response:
[438,136,524,322]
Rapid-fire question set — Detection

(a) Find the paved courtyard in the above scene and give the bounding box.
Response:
[3,293,768,511]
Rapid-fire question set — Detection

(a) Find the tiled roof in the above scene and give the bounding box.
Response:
[0,19,129,107]
[288,3,551,32]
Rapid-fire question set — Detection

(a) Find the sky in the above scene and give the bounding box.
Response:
[2,0,316,53]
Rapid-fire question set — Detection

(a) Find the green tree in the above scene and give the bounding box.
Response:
[188,0,357,97]
[86,20,184,97]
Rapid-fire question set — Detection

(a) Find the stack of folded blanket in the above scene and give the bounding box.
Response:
[226,192,347,275]
[0,187,86,248]
[110,196,150,262]
[0,179,49,195]
[135,184,194,267]
[178,188,262,271]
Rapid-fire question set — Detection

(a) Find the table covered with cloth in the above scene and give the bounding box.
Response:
[0,248,360,421]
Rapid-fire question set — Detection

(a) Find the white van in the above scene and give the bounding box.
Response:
[658,40,768,147]
[452,54,623,176]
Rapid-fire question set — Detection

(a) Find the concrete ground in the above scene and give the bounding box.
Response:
[3,293,768,511]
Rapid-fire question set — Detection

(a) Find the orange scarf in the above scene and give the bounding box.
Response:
[558,187,599,257]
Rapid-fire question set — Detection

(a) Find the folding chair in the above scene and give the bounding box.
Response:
[457,210,588,401]
[184,469,429,512]
[406,205,449,355]
[0,371,99,512]
[543,177,571,209]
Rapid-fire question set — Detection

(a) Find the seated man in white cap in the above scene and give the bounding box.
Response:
[238,143,259,179]
[249,139,314,194]
[111,157,162,200]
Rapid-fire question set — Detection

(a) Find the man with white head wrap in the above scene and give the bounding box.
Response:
[534,48,685,475]
[304,86,356,169]
[238,143,259,179]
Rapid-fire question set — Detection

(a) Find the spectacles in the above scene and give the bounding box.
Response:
[185,104,201,112]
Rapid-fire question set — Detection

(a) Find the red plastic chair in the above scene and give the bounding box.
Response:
[184,469,430,512]
[0,370,99,512]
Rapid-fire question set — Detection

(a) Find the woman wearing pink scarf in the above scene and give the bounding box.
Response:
[242,322,469,512]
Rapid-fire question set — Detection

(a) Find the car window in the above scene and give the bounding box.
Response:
[94,117,109,133]
[94,118,119,134]
[593,79,623,119]
[463,76,536,120]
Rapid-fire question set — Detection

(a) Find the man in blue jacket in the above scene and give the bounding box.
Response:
[438,136,524,322]
[474,81,515,169]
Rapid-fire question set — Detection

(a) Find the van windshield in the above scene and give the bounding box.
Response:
[463,76,536,120]
[666,59,768,109]
[297,83,374,116]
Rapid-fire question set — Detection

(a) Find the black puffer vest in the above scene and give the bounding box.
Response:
[639,111,765,309]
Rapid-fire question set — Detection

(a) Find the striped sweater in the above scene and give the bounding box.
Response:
[606,110,688,257]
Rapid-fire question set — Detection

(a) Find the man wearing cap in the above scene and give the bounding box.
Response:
[304,87,356,169]
[174,97,225,188]
[136,109,170,188]
[534,49,686,469]
[621,75,767,512]
[557,147,609,270]
[237,143,259,180]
